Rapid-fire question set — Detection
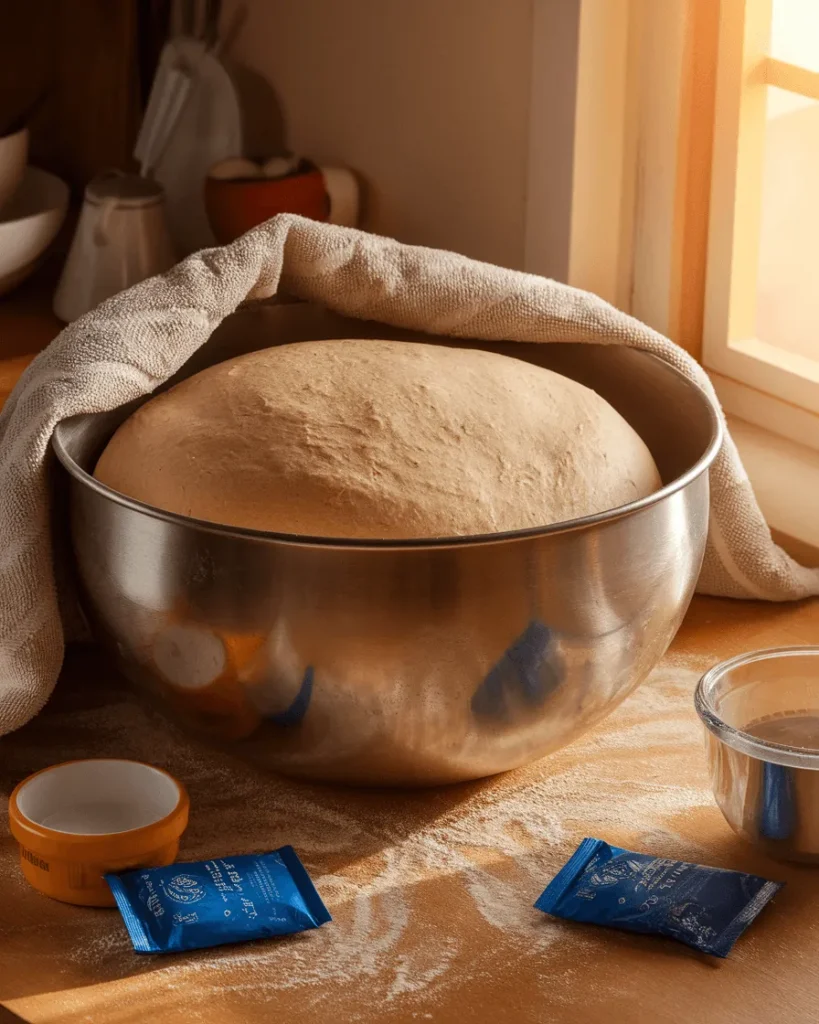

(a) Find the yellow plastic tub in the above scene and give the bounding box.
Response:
[9,758,188,907]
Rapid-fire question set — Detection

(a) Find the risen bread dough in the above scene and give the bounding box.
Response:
[94,339,661,539]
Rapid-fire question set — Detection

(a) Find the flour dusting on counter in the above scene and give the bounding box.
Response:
[161,656,710,1009]
[0,644,721,1021]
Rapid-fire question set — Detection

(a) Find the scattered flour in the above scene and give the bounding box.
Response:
[2,647,720,1020]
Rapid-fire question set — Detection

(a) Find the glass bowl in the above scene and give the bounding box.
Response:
[695,646,819,862]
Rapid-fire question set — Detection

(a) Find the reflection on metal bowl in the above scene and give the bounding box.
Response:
[53,337,721,785]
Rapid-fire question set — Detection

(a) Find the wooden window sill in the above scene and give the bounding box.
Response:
[729,414,819,566]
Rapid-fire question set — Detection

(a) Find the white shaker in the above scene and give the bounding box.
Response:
[54,172,176,323]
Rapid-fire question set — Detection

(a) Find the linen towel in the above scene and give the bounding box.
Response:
[1,215,817,736]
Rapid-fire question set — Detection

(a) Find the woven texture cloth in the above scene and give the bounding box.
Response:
[1,215,816,736]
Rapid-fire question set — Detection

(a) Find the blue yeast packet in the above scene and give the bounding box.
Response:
[107,846,331,954]
[535,838,783,958]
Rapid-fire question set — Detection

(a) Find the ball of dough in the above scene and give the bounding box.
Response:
[94,339,661,539]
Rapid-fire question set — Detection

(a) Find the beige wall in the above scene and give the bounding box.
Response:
[226,0,577,272]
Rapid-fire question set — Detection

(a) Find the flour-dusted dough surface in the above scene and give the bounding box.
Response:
[94,339,662,538]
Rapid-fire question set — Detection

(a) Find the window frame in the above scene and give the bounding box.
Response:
[703,0,819,432]
[539,0,719,358]
[537,0,819,549]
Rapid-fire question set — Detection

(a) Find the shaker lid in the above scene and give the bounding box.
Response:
[86,171,165,207]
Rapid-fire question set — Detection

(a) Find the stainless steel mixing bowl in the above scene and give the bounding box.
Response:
[52,333,721,785]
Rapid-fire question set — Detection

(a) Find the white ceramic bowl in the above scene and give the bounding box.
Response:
[0,127,29,211]
[0,166,69,296]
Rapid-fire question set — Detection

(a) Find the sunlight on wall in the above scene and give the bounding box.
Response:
[755,1,819,360]
[771,0,819,72]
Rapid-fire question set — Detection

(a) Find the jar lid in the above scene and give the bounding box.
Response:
[8,759,189,906]
[86,172,165,207]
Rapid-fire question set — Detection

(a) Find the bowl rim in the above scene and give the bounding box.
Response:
[0,166,70,227]
[52,349,723,551]
[10,758,186,839]
[695,645,819,769]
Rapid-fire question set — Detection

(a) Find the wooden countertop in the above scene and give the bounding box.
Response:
[0,267,63,409]
[1,597,819,1024]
